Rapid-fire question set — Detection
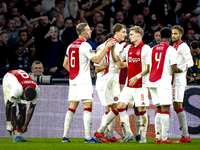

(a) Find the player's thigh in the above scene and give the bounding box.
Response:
[104,79,120,106]
[149,88,159,105]
[134,87,149,107]
[158,87,172,106]
[118,86,134,106]
[172,85,185,103]
[97,90,106,106]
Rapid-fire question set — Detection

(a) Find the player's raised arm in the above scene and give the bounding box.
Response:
[110,46,127,69]
[91,39,115,64]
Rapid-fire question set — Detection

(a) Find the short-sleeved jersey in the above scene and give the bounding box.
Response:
[94,44,105,79]
[66,38,95,84]
[5,69,40,104]
[172,40,193,86]
[147,42,177,88]
[102,38,123,81]
[119,41,150,88]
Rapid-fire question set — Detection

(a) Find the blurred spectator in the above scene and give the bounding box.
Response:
[10,5,20,17]
[95,30,108,45]
[47,0,66,21]
[61,17,77,48]
[3,17,30,48]
[148,26,162,48]
[142,6,150,18]
[29,60,44,78]
[121,0,134,22]
[30,2,43,18]
[0,32,9,67]
[9,29,35,70]
[6,0,17,14]
[43,26,65,78]
[91,11,103,27]
[143,20,160,44]
[91,21,104,42]
[187,40,200,83]
[42,0,70,19]
[53,13,64,29]
[0,1,7,13]
[0,13,6,28]
[183,28,196,46]
[131,13,146,33]
[32,14,51,62]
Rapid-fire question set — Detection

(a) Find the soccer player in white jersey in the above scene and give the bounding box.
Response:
[171,25,193,143]
[95,26,150,143]
[94,23,127,143]
[3,69,40,142]
[62,23,115,143]
[146,27,182,143]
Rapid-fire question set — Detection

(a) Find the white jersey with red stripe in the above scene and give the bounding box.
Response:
[66,38,95,84]
[119,41,150,88]
[3,69,40,105]
[103,38,123,81]
[172,41,193,86]
[147,42,177,88]
[94,43,106,79]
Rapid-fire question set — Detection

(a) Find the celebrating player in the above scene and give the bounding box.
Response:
[3,69,40,142]
[62,23,115,143]
[171,25,193,143]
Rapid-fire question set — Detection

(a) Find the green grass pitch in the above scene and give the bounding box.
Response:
[1,138,199,150]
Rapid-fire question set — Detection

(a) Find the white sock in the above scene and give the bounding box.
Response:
[118,108,132,135]
[17,131,22,137]
[97,109,118,133]
[107,117,116,139]
[176,108,189,138]
[83,108,92,140]
[140,111,148,138]
[63,108,75,138]
[161,112,170,141]
[134,113,141,136]
[155,111,161,140]
[12,130,17,139]
[121,121,126,137]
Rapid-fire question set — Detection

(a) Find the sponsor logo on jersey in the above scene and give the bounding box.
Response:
[128,57,140,63]
[156,46,164,50]
[136,51,140,55]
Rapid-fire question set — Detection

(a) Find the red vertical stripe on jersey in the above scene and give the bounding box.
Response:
[104,38,120,75]
[9,70,36,90]
[127,42,145,88]
[68,38,85,80]
[149,42,169,82]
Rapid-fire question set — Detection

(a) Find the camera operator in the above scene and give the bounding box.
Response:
[29,60,44,79]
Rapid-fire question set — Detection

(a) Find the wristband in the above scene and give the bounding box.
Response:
[136,74,142,79]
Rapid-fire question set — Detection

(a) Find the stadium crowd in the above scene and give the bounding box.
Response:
[0,0,200,83]
[1,0,200,144]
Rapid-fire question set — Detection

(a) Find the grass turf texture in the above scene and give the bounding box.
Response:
[0,138,199,150]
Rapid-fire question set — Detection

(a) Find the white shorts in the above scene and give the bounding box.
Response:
[3,74,27,107]
[102,79,120,106]
[150,87,172,106]
[118,86,149,107]
[172,85,185,102]
[68,83,93,102]
[96,78,106,106]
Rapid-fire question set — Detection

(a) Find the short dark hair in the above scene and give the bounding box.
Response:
[55,0,65,5]
[32,60,43,66]
[160,27,171,38]
[154,26,162,33]
[171,25,184,35]
[18,30,27,36]
[24,87,37,101]
[113,23,126,34]
[64,17,74,23]
[190,40,200,49]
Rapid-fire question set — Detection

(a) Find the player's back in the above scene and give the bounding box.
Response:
[67,38,94,84]
[148,41,177,88]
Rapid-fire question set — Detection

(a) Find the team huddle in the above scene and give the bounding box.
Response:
[3,22,193,144]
